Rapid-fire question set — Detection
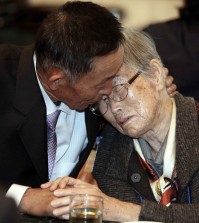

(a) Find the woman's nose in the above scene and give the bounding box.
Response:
[109,100,122,115]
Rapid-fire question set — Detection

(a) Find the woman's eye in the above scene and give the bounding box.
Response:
[102,96,109,103]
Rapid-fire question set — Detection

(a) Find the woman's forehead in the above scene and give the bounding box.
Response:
[112,67,135,85]
[112,75,127,85]
[112,67,131,84]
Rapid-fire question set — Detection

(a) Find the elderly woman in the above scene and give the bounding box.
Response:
[42,29,199,222]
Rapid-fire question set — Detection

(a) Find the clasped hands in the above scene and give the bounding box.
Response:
[39,176,141,221]
[40,177,103,220]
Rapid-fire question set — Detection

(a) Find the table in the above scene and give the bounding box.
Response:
[20,215,114,223]
[20,214,68,223]
[19,215,159,223]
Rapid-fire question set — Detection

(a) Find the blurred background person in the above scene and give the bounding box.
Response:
[143,0,199,101]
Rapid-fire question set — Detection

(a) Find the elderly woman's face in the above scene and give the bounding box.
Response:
[103,64,162,138]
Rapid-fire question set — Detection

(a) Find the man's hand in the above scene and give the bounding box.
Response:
[164,68,178,97]
[18,188,56,217]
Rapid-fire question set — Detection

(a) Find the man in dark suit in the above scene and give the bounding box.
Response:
[0,1,124,218]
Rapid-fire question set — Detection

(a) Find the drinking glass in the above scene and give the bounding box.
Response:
[69,194,103,223]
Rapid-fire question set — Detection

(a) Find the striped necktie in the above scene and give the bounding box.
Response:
[47,110,61,180]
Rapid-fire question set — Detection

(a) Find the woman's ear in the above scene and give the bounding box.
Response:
[149,59,165,89]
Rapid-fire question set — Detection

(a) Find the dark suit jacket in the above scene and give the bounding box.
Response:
[0,44,99,193]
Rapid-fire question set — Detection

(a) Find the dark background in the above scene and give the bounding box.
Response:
[0,0,124,45]
[0,0,54,45]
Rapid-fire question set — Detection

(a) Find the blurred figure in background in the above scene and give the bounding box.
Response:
[0,0,47,45]
[143,0,199,101]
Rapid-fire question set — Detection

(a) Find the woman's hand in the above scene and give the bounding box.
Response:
[41,177,75,191]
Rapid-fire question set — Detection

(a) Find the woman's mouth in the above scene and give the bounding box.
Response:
[118,116,134,128]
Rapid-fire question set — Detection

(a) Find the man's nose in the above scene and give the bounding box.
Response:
[100,80,113,96]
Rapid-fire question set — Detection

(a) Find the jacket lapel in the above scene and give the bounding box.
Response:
[105,132,156,201]
[13,45,48,182]
[127,149,156,201]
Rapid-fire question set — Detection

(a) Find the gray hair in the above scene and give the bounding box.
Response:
[123,28,163,74]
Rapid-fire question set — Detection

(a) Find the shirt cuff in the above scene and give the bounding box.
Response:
[5,184,30,206]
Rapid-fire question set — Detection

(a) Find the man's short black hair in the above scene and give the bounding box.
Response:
[35,1,124,80]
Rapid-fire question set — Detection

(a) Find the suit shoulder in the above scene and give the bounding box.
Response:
[0,44,24,60]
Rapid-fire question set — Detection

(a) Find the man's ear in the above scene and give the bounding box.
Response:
[48,69,66,91]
